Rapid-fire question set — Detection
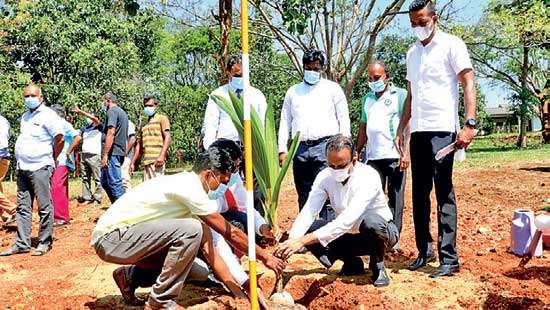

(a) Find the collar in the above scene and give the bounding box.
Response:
[29,103,46,114]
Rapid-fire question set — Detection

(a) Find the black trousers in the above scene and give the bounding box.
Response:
[293,138,334,220]
[305,215,398,268]
[410,132,458,265]
[367,159,406,234]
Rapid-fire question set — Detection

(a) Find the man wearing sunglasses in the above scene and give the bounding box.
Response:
[275,134,398,287]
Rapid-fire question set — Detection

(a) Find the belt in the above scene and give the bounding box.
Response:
[301,136,330,146]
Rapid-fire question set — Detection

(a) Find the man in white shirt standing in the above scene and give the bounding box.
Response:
[396,0,477,278]
[278,50,351,219]
[202,55,267,149]
[357,61,408,252]
[276,135,398,287]
[0,113,16,222]
[0,84,64,257]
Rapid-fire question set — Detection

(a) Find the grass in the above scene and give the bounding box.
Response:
[457,132,550,169]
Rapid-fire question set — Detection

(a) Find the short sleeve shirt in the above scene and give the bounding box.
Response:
[360,85,406,160]
[102,105,128,157]
[80,124,102,155]
[57,119,80,169]
[141,114,170,166]
[406,30,473,133]
[15,104,64,171]
[91,171,218,244]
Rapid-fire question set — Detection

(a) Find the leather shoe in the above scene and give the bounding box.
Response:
[429,264,459,278]
[113,266,144,306]
[408,254,436,271]
[373,267,390,287]
[0,247,30,256]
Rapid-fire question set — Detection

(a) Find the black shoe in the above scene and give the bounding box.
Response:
[340,257,365,276]
[429,264,459,278]
[0,246,30,256]
[373,267,390,287]
[408,254,436,271]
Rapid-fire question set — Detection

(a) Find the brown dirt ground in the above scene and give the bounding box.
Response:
[1,158,549,310]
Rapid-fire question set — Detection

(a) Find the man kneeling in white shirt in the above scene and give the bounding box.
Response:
[275,134,398,287]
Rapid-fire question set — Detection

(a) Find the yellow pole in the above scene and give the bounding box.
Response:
[241,1,258,309]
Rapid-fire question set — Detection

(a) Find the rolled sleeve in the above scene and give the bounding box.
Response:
[160,115,171,131]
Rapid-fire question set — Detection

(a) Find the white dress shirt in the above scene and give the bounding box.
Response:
[203,84,267,149]
[278,79,351,153]
[289,162,393,247]
[216,173,266,234]
[15,104,64,171]
[406,30,473,133]
[81,124,102,155]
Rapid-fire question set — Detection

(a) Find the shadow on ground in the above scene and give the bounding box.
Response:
[482,293,546,310]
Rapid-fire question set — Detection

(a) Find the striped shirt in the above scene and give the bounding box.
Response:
[141,113,170,166]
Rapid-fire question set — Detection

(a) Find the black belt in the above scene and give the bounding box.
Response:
[301,136,330,146]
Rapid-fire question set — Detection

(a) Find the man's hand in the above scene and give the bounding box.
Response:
[71,105,81,114]
[101,155,108,169]
[128,162,135,176]
[394,130,404,158]
[259,224,276,245]
[274,238,304,261]
[278,152,287,166]
[155,155,166,167]
[456,126,476,149]
[259,253,285,277]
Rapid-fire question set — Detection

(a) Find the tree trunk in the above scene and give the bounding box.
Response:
[541,90,550,144]
[517,115,528,148]
[216,0,232,84]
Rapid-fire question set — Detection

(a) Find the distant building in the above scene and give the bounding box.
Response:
[486,103,542,134]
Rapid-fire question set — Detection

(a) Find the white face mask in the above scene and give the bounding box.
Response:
[328,164,352,183]
[413,20,434,41]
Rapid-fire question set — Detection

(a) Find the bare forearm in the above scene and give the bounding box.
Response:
[160,132,171,158]
[103,134,114,157]
[53,135,64,159]
[356,123,367,155]
[463,82,477,120]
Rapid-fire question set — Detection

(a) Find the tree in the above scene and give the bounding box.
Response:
[458,0,549,147]
[250,0,407,97]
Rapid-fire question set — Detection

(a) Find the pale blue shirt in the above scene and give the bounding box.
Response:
[15,104,64,171]
[57,119,80,170]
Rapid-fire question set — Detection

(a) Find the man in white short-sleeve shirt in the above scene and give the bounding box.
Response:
[276,135,398,287]
[395,0,477,278]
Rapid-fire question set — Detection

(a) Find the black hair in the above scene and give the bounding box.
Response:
[302,49,326,67]
[103,91,118,103]
[210,138,242,161]
[409,0,437,15]
[143,94,158,105]
[192,145,233,174]
[325,134,355,156]
[226,55,242,72]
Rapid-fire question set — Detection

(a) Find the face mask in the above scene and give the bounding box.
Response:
[24,97,41,110]
[413,21,434,41]
[144,106,156,117]
[227,173,239,187]
[230,76,244,91]
[207,172,228,200]
[303,70,321,85]
[368,79,386,93]
[329,165,351,183]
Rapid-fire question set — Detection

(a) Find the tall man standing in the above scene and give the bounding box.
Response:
[0,113,16,222]
[278,49,350,219]
[0,84,64,256]
[356,61,408,252]
[396,0,476,278]
[130,95,172,181]
[99,92,128,203]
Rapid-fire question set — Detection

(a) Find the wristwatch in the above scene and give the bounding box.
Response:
[465,118,476,128]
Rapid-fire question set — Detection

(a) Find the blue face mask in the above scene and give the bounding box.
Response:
[368,79,386,93]
[144,106,156,117]
[227,173,239,187]
[230,76,244,91]
[24,97,41,110]
[303,70,321,85]
[207,172,228,200]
